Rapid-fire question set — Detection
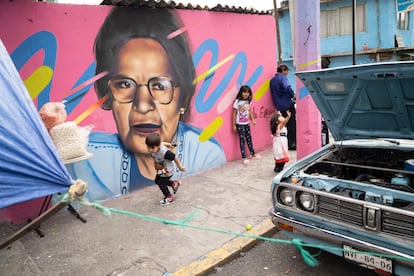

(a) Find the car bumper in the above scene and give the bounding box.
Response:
[269,208,414,273]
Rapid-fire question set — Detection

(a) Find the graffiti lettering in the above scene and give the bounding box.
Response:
[259,106,276,119]
[251,106,276,120]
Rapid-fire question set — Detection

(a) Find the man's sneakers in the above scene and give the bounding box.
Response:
[160,195,174,206]
[172,180,181,194]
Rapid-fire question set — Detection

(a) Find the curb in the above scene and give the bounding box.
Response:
[170,219,278,276]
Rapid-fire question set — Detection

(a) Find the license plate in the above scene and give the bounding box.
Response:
[343,244,393,273]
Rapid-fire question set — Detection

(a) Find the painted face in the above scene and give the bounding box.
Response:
[110,38,181,155]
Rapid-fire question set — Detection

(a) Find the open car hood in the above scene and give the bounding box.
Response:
[296,61,414,141]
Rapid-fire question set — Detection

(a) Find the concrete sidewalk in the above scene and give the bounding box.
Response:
[0,149,296,276]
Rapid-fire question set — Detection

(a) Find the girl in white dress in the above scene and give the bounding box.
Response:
[270,111,291,172]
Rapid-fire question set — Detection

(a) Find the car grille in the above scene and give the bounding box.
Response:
[318,196,364,226]
[382,211,414,239]
[317,195,414,240]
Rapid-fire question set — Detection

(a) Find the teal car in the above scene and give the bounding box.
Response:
[270,62,414,275]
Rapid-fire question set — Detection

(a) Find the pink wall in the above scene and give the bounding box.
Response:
[0,1,277,161]
[0,2,277,222]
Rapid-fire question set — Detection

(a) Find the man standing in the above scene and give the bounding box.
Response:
[270,64,297,150]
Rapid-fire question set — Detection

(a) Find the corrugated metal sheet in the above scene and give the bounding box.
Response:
[100,0,273,14]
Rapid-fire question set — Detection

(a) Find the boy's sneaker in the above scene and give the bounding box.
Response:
[160,195,174,205]
[172,180,181,194]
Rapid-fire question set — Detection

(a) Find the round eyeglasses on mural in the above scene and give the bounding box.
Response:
[108,76,178,105]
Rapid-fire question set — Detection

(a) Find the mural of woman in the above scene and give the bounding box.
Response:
[66,7,226,201]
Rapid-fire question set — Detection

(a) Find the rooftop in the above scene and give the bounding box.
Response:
[100,0,274,14]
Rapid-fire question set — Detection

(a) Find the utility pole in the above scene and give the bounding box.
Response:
[352,0,356,65]
[273,0,283,64]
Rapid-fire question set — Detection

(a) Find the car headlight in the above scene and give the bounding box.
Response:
[279,188,294,206]
[298,192,315,212]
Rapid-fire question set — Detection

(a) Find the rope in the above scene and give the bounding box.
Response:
[292,239,319,267]
[68,179,88,200]
[59,191,414,267]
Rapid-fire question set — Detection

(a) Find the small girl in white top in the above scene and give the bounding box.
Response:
[232,85,261,165]
[270,110,291,172]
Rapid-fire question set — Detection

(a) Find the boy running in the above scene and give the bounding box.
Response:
[145,133,186,205]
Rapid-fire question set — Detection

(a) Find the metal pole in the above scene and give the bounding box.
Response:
[273,0,283,63]
[352,0,356,65]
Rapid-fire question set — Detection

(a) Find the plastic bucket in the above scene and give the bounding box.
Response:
[404,159,414,172]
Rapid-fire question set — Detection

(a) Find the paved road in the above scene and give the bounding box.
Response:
[0,149,287,276]
[209,231,378,276]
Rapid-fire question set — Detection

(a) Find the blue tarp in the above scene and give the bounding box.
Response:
[0,39,72,209]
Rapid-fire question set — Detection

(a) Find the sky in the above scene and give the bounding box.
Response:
[57,0,277,10]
